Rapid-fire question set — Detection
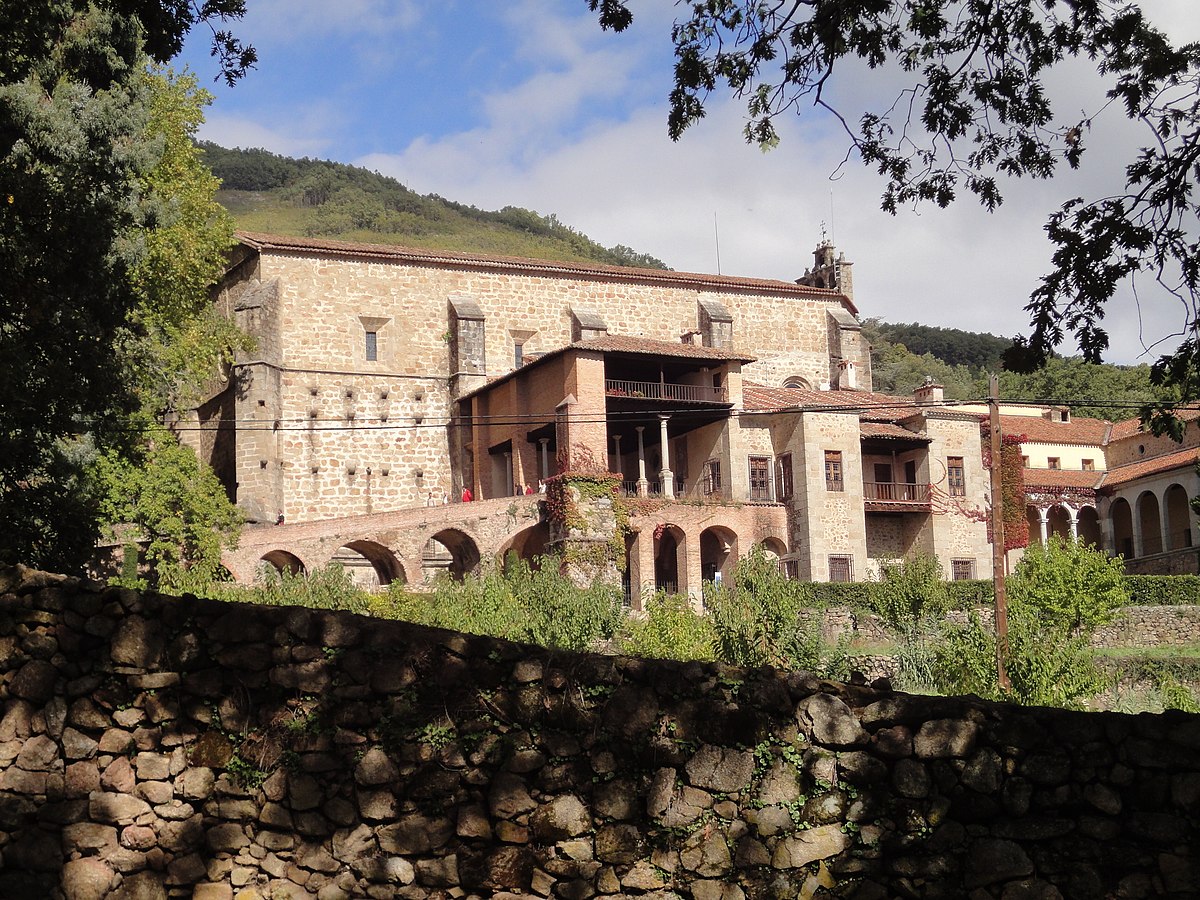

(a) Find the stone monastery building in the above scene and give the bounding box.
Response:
[198,233,1198,596]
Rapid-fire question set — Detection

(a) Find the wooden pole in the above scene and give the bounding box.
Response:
[989,374,1011,691]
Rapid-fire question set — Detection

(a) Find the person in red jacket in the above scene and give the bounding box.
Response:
[461,486,473,502]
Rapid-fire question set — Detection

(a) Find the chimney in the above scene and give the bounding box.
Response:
[838,359,858,390]
[914,376,944,404]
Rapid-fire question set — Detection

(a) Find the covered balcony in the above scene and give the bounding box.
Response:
[860,422,933,513]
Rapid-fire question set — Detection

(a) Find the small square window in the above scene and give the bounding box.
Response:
[365,331,378,361]
[1047,457,1060,470]
[951,559,975,581]
[1081,459,1095,471]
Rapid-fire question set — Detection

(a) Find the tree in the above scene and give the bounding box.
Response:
[588,2,1200,414]
[0,2,251,571]
[1008,535,1128,632]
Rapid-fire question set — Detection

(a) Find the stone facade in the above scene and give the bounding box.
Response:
[199,234,996,594]
[3,567,1200,899]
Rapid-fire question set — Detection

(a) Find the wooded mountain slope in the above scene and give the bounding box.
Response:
[199,143,669,268]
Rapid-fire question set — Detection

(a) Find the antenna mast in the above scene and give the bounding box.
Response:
[713,211,722,275]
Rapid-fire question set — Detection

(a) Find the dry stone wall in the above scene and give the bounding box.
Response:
[1,566,1199,900]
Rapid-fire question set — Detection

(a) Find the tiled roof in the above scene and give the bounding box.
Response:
[742,383,914,419]
[1108,407,1200,441]
[860,422,929,442]
[1099,446,1200,488]
[1023,468,1104,490]
[572,335,755,362]
[236,232,856,311]
[1000,415,1110,446]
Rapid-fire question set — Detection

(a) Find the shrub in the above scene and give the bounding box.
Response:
[872,554,951,632]
[705,549,848,677]
[1125,575,1200,606]
[931,605,1104,709]
[618,592,715,661]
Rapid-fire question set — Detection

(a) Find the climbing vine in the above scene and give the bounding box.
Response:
[981,432,1029,551]
[544,445,631,572]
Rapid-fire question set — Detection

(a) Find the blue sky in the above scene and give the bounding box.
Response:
[180,0,1198,368]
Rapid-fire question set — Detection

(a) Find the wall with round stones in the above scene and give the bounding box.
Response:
[1,565,1198,900]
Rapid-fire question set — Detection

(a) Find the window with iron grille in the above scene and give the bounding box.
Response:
[783,559,799,580]
[749,456,772,501]
[948,456,965,497]
[777,453,794,501]
[825,450,844,492]
[951,558,975,581]
[828,555,853,583]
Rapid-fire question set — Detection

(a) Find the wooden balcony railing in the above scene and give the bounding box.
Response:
[864,482,932,505]
[605,379,728,403]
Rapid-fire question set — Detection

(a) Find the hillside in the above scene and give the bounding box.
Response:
[199,143,669,268]
[864,319,1172,420]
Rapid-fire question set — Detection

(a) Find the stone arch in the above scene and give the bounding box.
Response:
[1076,506,1102,547]
[1046,505,1073,542]
[1164,483,1193,550]
[497,521,552,568]
[783,376,811,390]
[422,528,481,582]
[1110,497,1134,558]
[1025,506,1043,544]
[332,540,406,590]
[700,525,738,586]
[757,536,788,560]
[1137,490,1163,555]
[654,524,686,596]
[259,550,305,577]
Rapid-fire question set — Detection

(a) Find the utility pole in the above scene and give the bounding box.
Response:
[989,374,1011,691]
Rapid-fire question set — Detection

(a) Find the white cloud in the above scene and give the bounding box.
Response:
[198,114,333,158]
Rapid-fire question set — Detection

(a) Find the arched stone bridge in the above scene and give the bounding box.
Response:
[223,497,549,589]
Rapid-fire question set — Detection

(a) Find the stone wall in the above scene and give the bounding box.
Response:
[2,566,1199,900]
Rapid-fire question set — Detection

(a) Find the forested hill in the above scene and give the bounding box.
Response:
[863,319,1174,421]
[198,143,669,269]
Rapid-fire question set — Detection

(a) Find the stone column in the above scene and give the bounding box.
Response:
[504,451,513,496]
[1038,508,1049,545]
[539,438,550,481]
[659,415,674,499]
[635,426,648,497]
[1066,505,1079,541]
[612,434,622,480]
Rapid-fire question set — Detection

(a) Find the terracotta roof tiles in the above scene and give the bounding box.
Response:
[1100,446,1200,488]
[999,415,1110,446]
[1023,468,1104,490]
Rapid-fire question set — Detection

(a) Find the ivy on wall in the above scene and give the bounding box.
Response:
[544,446,630,573]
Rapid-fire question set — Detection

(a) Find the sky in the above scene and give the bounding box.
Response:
[179,1,1199,366]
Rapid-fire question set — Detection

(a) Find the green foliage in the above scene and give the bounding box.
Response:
[705,549,847,677]
[380,555,626,652]
[866,321,1011,372]
[1124,575,1200,606]
[618,593,716,661]
[1009,537,1128,633]
[200,143,669,269]
[871,555,951,633]
[96,429,241,593]
[931,606,1105,709]
[1,6,250,572]
[214,565,372,615]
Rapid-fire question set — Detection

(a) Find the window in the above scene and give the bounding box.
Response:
[828,555,853,583]
[947,456,965,497]
[951,559,975,581]
[749,456,772,501]
[825,451,844,492]
[514,341,524,367]
[1022,455,1030,467]
[703,459,722,495]
[783,559,799,580]
[776,453,794,501]
[1047,457,1060,470]
[365,331,378,361]
[1081,458,1095,471]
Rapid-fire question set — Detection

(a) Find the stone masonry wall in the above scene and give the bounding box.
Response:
[2,566,1199,900]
